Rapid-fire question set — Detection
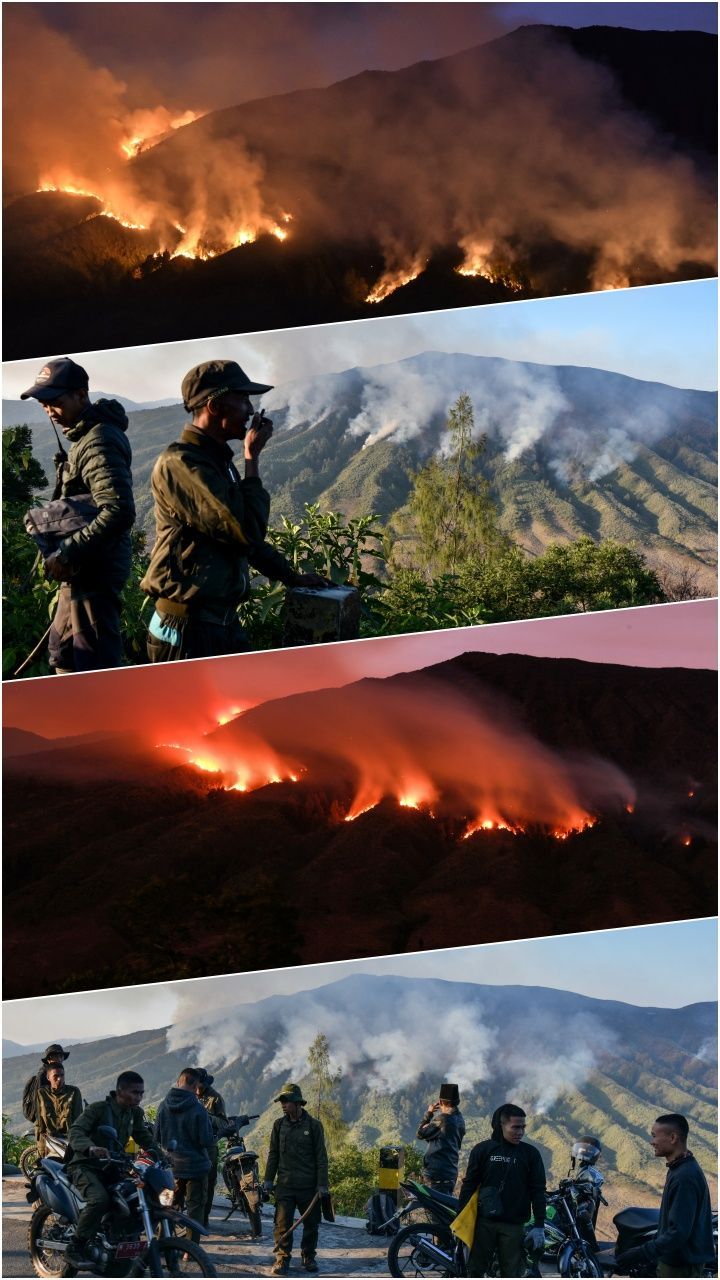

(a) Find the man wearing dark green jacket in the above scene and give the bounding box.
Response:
[263,1083,329,1276]
[194,1068,228,1227]
[20,356,135,672]
[142,359,326,661]
[66,1071,158,1267]
[34,1063,83,1156]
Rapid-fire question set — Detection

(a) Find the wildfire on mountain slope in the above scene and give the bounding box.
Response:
[153,678,634,840]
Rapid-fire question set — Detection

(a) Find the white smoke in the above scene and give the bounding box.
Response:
[168,991,497,1092]
[505,1013,618,1114]
[695,1038,718,1064]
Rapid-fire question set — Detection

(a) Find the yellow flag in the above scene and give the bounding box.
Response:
[450,1192,477,1247]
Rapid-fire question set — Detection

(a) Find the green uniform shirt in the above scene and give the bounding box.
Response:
[68,1092,158,1169]
[36,1084,83,1138]
[264,1110,328,1192]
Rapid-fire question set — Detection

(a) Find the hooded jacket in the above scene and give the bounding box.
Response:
[417,1108,466,1184]
[458,1113,546,1227]
[154,1087,214,1179]
[57,399,135,592]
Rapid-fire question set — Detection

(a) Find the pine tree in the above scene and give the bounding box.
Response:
[408,392,507,575]
[306,1033,348,1154]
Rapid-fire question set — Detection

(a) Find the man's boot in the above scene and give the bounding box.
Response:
[271,1259,290,1276]
[66,1238,89,1268]
[302,1256,320,1273]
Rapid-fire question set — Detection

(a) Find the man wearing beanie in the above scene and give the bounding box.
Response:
[142,359,326,661]
[458,1103,546,1277]
[416,1082,465,1194]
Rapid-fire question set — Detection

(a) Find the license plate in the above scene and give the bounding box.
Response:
[115,1241,145,1259]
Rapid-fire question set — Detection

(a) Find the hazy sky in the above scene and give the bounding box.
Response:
[3,919,716,1046]
[12,4,715,123]
[3,281,716,402]
[4,601,716,738]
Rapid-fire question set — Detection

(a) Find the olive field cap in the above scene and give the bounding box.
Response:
[440,1083,460,1106]
[21,357,89,402]
[274,1082,306,1105]
[182,360,274,412]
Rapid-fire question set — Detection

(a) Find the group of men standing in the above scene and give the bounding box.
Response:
[19,1047,716,1277]
[18,354,326,673]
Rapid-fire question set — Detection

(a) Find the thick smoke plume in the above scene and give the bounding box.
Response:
[158,675,634,834]
[263,353,697,480]
[168,988,612,1109]
[4,12,715,281]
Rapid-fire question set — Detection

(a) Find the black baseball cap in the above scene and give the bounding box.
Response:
[182,360,273,412]
[21,357,89,402]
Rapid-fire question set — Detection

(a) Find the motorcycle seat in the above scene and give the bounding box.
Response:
[425,1189,459,1209]
[614,1207,660,1230]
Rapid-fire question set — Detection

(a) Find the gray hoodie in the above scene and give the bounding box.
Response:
[154,1087,213,1179]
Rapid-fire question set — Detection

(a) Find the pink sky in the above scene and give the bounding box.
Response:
[3,600,716,739]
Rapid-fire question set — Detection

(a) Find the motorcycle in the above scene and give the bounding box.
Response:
[592,1205,718,1277]
[218,1113,263,1237]
[26,1124,217,1277]
[386,1178,467,1277]
[529,1175,605,1277]
[22,1134,70,1179]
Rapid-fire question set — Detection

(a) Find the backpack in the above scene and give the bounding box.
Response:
[364,1190,399,1235]
[24,495,98,558]
[22,1075,40,1123]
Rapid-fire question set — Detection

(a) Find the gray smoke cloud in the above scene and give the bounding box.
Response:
[262,353,692,479]
[504,1012,618,1114]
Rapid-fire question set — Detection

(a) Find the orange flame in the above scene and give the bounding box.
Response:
[456,237,523,292]
[366,253,427,303]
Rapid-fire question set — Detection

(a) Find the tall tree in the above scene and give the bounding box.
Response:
[408,393,507,575]
[306,1033,347,1154]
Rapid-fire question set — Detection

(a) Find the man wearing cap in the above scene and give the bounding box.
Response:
[20,357,135,672]
[142,360,327,661]
[22,1044,77,1133]
[194,1068,228,1227]
[263,1083,329,1275]
[416,1083,466,1195]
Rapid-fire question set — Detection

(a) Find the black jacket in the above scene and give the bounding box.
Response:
[154,1088,213,1179]
[417,1108,465,1184]
[458,1138,546,1225]
[646,1152,715,1268]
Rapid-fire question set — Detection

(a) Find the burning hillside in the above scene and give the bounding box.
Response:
[3,651,715,998]
[3,22,716,356]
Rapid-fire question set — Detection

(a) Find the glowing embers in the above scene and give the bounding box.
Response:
[119,109,202,160]
[36,182,148,230]
[169,216,291,261]
[455,237,524,292]
[365,253,427,303]
[462,811,596,841]
[157,739,300,796]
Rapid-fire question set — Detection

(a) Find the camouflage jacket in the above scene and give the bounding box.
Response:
[264,1110,328,1191]
[141,426,297,616]
[68,1092,158,1169]
[35,1083,84,1139]
[57,399,135,592]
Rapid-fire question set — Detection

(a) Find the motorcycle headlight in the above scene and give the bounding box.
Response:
[159,1189,175,1207]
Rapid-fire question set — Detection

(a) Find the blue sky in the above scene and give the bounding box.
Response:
[3,281,716,402]
[3,919,716,1045]
[501,3,717,32]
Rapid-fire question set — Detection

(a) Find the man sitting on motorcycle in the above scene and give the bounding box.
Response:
[66,1071,159,1268]
[35,1063,83,1156]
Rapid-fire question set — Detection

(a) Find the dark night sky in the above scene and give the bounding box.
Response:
[10,3,717,116]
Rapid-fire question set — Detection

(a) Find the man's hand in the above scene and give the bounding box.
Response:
[244,412,273,460]
[528,1226,545,1252]
[263,1180,274,1195]
[44,550,70,582]
[615,1245,647,1271]
[88,1145,111,1160]
[317,1185,329,1196]
[293,572,333,589]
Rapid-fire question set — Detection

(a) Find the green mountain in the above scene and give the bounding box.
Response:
[3,976,716,1209]
[5,351,716,589]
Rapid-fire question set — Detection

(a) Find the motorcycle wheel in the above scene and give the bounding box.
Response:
[27,1204,77,1278]
[388,1222,457,1277]
[559,1244,603,1277]
[151,1237,218,1276]
[21,1143,42,1177]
